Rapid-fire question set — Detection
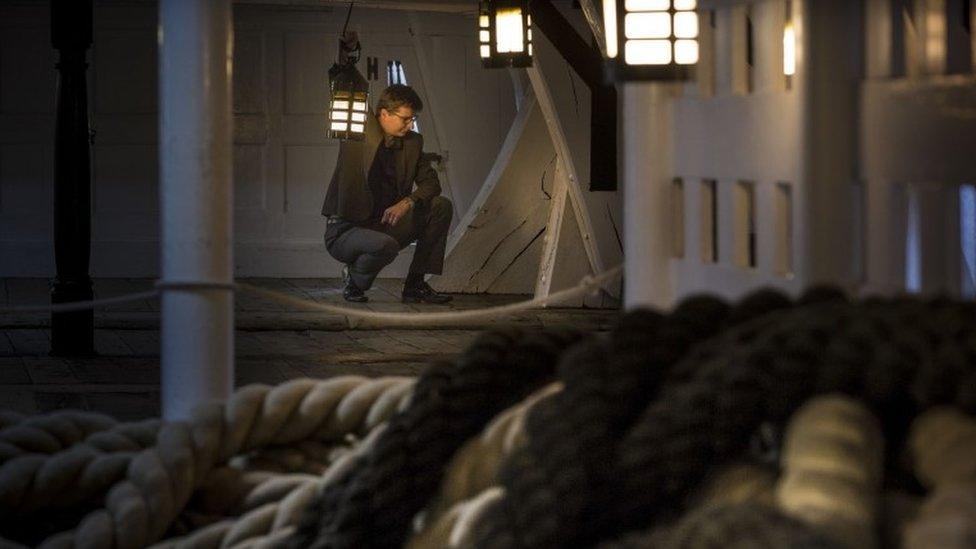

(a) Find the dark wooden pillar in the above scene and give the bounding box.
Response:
[50,0,95,356]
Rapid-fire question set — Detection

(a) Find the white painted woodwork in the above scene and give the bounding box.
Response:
[2,0,975,306]
[433,99,553,294]
[535,162,571,301]
[526,21,624,301]
[624,83,673,309]
[159,0,234,421]
[0,3,516,278]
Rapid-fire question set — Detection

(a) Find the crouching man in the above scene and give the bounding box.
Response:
[321,84,453,304]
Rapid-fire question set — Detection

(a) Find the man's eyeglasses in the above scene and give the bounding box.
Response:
[388,111,418,124]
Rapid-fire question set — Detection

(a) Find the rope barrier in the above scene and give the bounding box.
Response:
[0,266,622,326]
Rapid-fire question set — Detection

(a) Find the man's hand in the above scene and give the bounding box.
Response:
[382,198,413,226]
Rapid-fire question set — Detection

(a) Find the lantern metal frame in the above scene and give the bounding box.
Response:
[479,0,533,68]
[602,0,699,82]
[328,63,370,141]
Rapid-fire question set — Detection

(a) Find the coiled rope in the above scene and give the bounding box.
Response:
[0,376,413,548]
[3,288,976,548]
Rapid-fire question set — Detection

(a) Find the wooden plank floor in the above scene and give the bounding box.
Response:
[0,277,619,420]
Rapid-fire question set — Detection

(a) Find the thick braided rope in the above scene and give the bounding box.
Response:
[467,289,804,548]
[604,298,976,543]
[0,419,162,515]
[407,383,563,549]
[148,420,392,549]
[775,395,885,549]
[598,503,839,549]
[903,408,976,549]
[908,406,976,489]
[0,376,413,548]
[289,327,582,549]
[465,296,976,546]
[0,411,123,459]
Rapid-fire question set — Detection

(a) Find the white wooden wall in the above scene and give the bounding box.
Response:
[862,0,976,296]
[0,2,516,278]
[670,0,807,301]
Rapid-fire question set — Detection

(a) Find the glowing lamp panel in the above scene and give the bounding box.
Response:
[622,0,699,67]
[329,92,368,138]
[783,23,796,75]
[480,2,532,66]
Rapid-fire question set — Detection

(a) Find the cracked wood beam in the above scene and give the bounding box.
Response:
[434,96,555,294]
[527,64,605,290]
[535,162,570,300]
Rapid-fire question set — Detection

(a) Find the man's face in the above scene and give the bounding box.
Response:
[378,105,417,138]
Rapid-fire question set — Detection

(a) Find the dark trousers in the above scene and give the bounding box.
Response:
[324,196,452,291]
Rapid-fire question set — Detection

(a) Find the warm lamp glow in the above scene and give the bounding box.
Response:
[625,12,671,39]
[604,0,698,79]
[783,23,796,75]
[675,39,698,64]
[495,7,525,53]
[626,0,669,9]
[674,12,698,38]
[604,0,618,58]
[626,39,672,65]
[480,1,532,67]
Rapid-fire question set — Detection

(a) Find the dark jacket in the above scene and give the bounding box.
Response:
[321,111,441,223]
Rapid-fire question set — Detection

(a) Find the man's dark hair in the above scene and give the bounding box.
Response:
[376,84,423,114]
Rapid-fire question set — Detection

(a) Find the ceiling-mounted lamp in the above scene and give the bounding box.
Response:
[602,0,699,81]
[328,2,369,141]
[479,0,533,68]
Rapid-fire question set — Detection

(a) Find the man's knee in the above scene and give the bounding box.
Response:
[366,234,401,257]
[430,196,453,221]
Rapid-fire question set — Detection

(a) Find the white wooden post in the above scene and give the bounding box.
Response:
[623,83,672,309]
[159,0,234,421]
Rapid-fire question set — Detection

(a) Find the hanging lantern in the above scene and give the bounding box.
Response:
[328,63,369,141]
[479,0,533,68]
[602,0,699,81]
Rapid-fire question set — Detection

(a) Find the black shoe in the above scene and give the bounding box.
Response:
[402,280,453,304]
[342,265,368,303]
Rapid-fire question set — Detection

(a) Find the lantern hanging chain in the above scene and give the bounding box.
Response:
[341,1,354,37]
[338,1,362,66]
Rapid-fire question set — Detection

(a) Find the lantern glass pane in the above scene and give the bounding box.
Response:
[480,15,489,27]
[480,44,491,58]
[352,101,367,112]
[332,100,350,110]
[331,122,348,131]
[332,111,349,121]
[625,0,670,11]
[675,39,699,64]
[604,0,618,58]
[625,39,672,64]
[480,30,490,42]
[351,112,366,122]
[350,123,365,133]
[674,12,698,38]
[783,23,796,75]
[495,7,525,53]
[674,0,696,9]
[626,12,671,39]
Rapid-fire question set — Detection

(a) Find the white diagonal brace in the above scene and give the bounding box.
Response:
[526,64,604,289]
